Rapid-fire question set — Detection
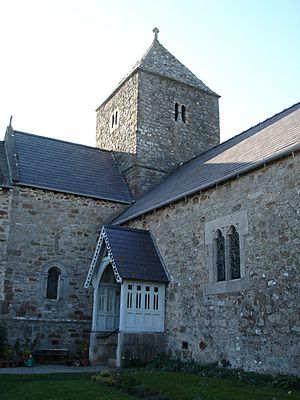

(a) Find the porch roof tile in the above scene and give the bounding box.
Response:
[104,225,169,283]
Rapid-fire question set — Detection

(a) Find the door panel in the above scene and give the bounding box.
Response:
[97,284,120,331]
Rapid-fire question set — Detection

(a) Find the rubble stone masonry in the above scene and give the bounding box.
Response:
[127,152,300,375]
[96,70,219,198]
[0,186,125,351]
[0,189,11,315]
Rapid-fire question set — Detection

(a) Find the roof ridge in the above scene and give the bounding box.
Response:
[13,130,111,154]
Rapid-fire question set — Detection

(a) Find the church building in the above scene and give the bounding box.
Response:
[0,29,299,375]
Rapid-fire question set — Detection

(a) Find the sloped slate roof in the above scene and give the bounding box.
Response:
[103,225,169,283]
[84,225,169,287]
[6,130,132,203]
[114,102,300,224]
[0,141,11,187]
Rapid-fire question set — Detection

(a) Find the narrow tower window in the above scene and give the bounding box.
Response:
[46,267,61,299]
[181,105,186,123]
[175,103,179,121]
[110,109,119,131]
[174,103,186,123]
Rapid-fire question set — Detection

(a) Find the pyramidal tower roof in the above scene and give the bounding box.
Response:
[128,28,217,95]
[99,28,218,109]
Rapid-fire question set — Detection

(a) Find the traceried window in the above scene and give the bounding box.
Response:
[228,225,241,279]
[214,230,225,282]
[212,227,241,282]
[205,211,248,294]
[46,267,61,299]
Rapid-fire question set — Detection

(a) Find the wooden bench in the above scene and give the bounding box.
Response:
[34,346,69,364]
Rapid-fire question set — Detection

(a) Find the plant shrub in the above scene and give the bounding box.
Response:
[272,375,300,390]
[148,355,300,391]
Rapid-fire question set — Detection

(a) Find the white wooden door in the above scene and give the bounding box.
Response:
[97,283,120,331]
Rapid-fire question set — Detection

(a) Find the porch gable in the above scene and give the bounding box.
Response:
[84,225,169,288]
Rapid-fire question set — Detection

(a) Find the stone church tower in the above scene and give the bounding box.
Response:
[96,29,220,197]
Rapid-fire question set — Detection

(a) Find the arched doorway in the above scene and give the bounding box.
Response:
[95,265,120,332]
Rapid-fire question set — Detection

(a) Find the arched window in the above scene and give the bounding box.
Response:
[228,226,241,279]
[110,109,119,131]
[181,105,186,123]
[175,103,186,123]
[46,267,61,300]
[175,103,179,121]
[205,212,248,293]
[214,230,225,282]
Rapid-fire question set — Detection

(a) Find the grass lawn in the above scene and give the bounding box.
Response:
[0,373,135,400]
[1,369,299,400]
[125,368,300,400]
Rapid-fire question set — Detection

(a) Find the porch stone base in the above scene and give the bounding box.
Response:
[116,332,166,368]
[89,331,118,366]
[89,331,167,367]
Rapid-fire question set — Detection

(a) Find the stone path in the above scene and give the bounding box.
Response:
[0,364,106,374]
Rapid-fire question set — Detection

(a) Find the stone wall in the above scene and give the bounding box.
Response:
[1,186,125,352]
[0,189,11,314]
[126,152,300,376]
[96,74,139,177]
[96,70,219,198]
[137,71,220,172]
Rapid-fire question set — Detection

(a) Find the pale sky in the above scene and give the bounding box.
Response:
[0,0,299,146]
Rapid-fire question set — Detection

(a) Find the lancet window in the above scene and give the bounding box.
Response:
[214,230,225,281]
[213,226,241,282]
[174,102,186,123]
[110,109,119,131]
[228,225,241,279]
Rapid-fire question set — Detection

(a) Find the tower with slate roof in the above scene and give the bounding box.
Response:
[96,28,220,197]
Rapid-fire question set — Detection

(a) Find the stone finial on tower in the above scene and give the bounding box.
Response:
[153,27,159,41]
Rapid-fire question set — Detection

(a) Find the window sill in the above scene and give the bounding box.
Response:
[204,277,249,295]
[44,298,59,302]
